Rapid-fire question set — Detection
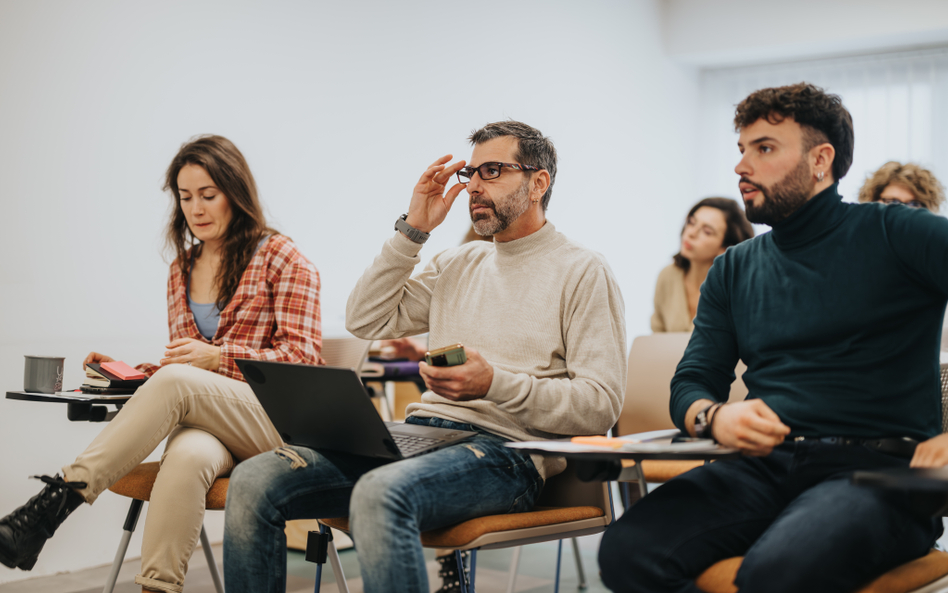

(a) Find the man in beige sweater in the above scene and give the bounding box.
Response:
[223,121,627,593]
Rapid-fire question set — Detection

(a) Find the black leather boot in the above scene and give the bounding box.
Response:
[434,551,470,593]
[0,475,87,570]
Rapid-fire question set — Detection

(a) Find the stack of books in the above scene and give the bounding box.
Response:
[82,361,147,395]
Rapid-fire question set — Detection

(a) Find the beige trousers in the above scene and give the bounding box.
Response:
[63,364,283,593]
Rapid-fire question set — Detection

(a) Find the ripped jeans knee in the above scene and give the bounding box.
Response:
[274,446,308,469]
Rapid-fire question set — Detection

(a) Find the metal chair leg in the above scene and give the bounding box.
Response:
[505,546,522,593]
[327,537,349,593]
[102,499,143,593]
[311,525,350,593]
[554,539,563,593]
[633,463,648,499]
[571,537,588,590]
[199,525,224,593]
[470,549,477,590]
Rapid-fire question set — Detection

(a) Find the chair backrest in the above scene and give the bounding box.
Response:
[321,336,371,371]
[536,460,613,523]
[618,333,748,436]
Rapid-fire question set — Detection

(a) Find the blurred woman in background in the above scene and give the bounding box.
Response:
[651,197,753,332]
[858,161,945,213]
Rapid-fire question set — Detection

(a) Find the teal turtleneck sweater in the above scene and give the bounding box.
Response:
[671,184,948,440]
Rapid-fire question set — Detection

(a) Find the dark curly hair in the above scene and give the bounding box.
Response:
[734,82,854,182]
[164,135,278,311]
[673,197,754,272]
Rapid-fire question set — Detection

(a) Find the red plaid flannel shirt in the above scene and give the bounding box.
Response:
[138,234,323,381]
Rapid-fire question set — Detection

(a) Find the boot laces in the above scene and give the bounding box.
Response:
[435,552,470,593]
[0,475,86,533]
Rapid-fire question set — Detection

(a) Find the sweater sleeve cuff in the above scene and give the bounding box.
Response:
[484,367,516,403]
[672,389,716,432]
[390,231,425,257]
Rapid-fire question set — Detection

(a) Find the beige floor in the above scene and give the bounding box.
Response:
[0,542,557,593]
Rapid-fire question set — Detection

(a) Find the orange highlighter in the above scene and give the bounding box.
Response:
[571,436,630,449]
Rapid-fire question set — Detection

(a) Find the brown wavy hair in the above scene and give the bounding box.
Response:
[857,161,945,213]
[673,197,754,272]
[164,135,278,310]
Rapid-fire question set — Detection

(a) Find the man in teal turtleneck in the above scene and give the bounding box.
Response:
[600,83,948,593]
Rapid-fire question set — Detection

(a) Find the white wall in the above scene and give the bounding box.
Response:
[0,0,701,583]
[663,0,948,67]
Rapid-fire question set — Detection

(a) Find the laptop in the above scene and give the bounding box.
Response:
[235,359,476,461]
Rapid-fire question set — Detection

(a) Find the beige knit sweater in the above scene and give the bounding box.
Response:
[346,222,627,480]
[650,263,695,333]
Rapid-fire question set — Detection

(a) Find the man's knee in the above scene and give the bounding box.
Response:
[226,452,281,515]
[350,467,405,514]
[598,513,667,590]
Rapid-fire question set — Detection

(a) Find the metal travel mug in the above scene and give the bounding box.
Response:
[24,355,65,394]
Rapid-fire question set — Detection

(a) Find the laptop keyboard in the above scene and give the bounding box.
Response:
[393,433,440,455]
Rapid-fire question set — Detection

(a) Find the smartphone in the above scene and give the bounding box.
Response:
[425,344,467,367]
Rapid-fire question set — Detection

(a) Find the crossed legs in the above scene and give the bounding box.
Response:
[61,364,282,593]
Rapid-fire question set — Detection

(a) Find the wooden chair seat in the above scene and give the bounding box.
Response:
[695,550,948,593]
[107,461,229,509]
[320,505,605,548]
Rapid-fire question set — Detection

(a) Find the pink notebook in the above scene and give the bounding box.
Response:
[100,361,146,381]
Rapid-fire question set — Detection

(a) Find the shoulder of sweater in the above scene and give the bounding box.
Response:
[546,231,613,267]
[656,262,683,282]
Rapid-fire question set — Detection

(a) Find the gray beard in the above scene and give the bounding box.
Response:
[743,156,815,226]
[470,178,531,236]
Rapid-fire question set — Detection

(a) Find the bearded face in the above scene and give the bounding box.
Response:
[741,154,815,226]
[470,176,532,236]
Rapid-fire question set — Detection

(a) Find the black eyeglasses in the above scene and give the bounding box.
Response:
[879,198,925,209]
[456,162,541,185]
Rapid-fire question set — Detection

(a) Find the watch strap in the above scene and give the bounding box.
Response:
[694,403,716,439]
[394,214,430,244]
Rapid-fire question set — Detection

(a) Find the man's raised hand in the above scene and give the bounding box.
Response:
[404,155,468,234]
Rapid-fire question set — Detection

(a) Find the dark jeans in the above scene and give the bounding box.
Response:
[598,441,943,593]
[223,416,543,593]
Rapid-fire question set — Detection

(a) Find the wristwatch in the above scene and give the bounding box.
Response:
[394,214,430,244]
[694,403,716,440]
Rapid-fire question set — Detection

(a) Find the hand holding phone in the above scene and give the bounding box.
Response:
[419,345,492,401]
[425,343,467,367]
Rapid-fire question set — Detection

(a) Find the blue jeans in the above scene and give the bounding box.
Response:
[598,441,944,593]
[223,416,543,593]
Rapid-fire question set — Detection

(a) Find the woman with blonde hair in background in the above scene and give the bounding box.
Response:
[857,161,945,212]
[858,161,948,351]
[652,197,754,332]
[0,135,322,593]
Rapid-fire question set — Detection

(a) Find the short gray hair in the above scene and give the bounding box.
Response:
[469,121,557,211]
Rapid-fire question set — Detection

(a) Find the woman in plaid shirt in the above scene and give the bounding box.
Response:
[0,135,322,593]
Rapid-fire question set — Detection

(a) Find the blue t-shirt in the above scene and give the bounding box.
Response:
[187,237,268,340]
